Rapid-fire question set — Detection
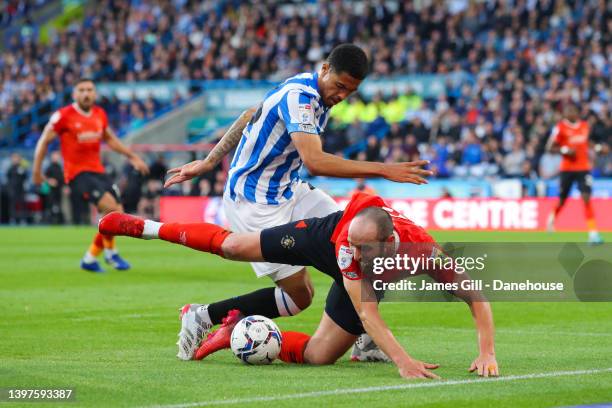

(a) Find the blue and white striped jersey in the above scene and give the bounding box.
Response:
[226,72,330,205]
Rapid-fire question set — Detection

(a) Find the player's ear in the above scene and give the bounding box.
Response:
[320,62,330,77]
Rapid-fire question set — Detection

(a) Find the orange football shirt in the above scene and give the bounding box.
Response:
[551,119,591,172]
[50,103,108,182]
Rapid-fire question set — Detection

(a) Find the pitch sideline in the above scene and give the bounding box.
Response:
[144,367,612,408]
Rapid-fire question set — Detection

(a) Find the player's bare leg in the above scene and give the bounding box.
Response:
[301,312,358,364]
[547,196,567,233]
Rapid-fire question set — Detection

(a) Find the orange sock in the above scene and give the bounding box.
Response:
[88,233,104,257]
[585,202,597,231]
[158,223,231,256]
[278,331,310,364]
[101,234,115,250]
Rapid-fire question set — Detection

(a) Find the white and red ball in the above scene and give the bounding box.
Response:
[230,315,282,365]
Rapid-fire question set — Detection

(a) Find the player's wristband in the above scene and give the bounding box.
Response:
[560,146,570,155]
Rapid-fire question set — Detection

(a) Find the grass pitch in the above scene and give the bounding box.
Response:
[1,227,612,407]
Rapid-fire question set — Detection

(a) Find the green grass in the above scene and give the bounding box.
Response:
[1,228,612,408]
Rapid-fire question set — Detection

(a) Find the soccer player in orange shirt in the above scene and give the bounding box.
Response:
[32,78,150,272]
[546,103,603,244]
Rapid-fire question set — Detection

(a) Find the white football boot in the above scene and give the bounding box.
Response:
[350,333,391,362]
[177,304,213,360]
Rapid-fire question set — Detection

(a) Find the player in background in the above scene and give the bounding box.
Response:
[546,104,603,244]
[99,192,498,379]
[162,44,433,360]
[32,78,150,272]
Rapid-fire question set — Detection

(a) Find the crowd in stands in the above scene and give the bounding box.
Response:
[324,88,611,180]
[2,0,610,165]
[0,0,41,27]
[0,0,610,222]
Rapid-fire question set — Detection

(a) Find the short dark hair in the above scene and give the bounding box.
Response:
[354,206,393,241]
[75,78,95,86]
[327,43,369,80]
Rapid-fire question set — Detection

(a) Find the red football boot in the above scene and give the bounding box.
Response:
[99,212,144,238]
[194,309,243,360]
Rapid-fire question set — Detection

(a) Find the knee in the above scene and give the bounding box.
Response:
[288,287,313,312]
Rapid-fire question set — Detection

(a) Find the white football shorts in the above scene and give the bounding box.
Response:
[223,181,340,281]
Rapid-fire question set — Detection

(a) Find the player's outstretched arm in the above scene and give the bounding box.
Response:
[103,127,150,175]
[343,277,440,379]
[432,269,499,377]
[164,106,257,188]
[453,284,498,376]
[291,133,433,184]
[32,123,58,185]
[466,301,498,377]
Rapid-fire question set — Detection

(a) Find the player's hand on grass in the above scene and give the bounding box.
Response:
[469,353,499,377]
[398,358,440,379]
[381,160,434,185]
[129,155,150,176]
[164,160,211,188]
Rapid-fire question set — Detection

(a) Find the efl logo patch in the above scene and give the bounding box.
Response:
[298,103,314,124]
[337,245,353,270]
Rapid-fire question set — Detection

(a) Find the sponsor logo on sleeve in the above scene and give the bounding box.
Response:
[298,103,314,124]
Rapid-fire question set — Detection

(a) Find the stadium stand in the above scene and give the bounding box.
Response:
[0,0,609,224]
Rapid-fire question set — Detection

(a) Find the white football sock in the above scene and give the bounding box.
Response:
[83,251,96,263]
[104,248,118,257]
[274,287,302,316]
[142,220,163,239]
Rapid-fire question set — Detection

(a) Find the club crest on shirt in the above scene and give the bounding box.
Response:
[337,245,353,270]
[281,235,295,249]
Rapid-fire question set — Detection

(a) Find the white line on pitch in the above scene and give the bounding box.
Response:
[143,367,612,408]
[393,327,612,337]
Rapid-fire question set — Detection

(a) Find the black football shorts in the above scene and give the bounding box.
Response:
[69,171,120,205]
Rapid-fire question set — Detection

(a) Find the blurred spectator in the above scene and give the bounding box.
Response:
[503,141,527,178]
[43,151,64,224]
[120,162,145,214]
[149,153,168,184]
[350,178,376,196]
[6,152,27,224]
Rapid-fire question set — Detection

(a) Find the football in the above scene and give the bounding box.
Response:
[230,315,282,365]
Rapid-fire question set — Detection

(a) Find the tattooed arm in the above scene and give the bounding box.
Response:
[164,106,257,188]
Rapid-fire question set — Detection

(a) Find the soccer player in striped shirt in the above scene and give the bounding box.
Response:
[163,44,433,360]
